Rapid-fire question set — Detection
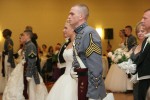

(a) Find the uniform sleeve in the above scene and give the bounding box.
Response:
[26,45,37,78]
[7,39,15,68]
[83,30,103,77]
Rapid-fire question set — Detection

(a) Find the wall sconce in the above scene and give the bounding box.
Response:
[96,27,104,39]
[0,29,3,42]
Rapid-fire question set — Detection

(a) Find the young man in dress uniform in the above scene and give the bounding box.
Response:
[68,4,106,100]
[23,30,40,99]
[2,29,15,79]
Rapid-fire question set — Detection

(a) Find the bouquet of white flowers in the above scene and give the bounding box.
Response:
[108,48,130,64]
[108,48,136,74]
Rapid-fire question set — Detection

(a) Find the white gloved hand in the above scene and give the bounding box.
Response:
[26,77,32,82]
[128,64,136,74]
[130,74,138,84]
[36,84,41,92]
[118,59,136,74]
[7,62,11,67]
[70,68,78,80]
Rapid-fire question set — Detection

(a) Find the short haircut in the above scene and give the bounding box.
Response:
[2,29,12,37]
[144,9,150,13]
[125,25,132,32]
[73,4,89,20]
[25,26,33,32]
[24,30,33,38]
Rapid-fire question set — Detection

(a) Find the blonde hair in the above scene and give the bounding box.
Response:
[135,22,143,35]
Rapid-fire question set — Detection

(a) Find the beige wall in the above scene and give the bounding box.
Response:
[0,0,149,54]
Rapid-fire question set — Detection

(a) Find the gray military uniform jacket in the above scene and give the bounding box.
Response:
[24,40,40,84]
[73,23,106,99]
[4,36,15,68]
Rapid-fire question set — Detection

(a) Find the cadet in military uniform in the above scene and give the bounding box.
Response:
[2,29,15,79]
[23,30,40,99]
[68,4,106,100]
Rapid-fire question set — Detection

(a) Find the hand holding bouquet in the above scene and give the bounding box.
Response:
[108,48,130,64]
[108,48,136,74]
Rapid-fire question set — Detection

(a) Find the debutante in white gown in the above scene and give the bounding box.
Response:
[2,49,48,100]
[0,52,7,93]
[105,45,133,92]
[46,48,78,100]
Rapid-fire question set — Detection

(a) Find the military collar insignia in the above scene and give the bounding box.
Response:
[74,22,87,34]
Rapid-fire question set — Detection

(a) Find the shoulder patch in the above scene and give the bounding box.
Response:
[28,50,37,59]
[85,33,101,57]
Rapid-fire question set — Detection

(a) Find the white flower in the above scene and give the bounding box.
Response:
[147,37,150,44]
[108,52,113,58]
[124,52,130,58]
[117,55,122,59]
[113,57,119,63]
[145,33,150,44]
[65,38,69,43]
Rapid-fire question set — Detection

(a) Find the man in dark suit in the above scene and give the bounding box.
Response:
[136,9,150,100]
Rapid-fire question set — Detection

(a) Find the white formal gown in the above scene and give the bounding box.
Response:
[2,49,48,100]
[46,48,78,100]
[0,53,7,93]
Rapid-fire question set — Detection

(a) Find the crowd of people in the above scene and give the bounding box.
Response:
[0,3,150,100]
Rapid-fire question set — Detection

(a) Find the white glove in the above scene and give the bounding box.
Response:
[36,84,41,91]
[7,62,11,67]
[118,59,136,74]
[26,77,32,82]
[70,68,78,80]
[128,64,136,74]
[130,74,138,84]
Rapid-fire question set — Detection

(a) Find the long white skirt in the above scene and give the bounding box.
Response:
[0,57,6,93]
[46,74,78,100]
[2,59,48,100]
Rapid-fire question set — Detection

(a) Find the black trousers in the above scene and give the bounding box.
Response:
[23,63,28,99]
[138,79,150,100]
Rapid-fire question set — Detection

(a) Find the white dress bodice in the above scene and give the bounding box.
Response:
[63,48,73,75]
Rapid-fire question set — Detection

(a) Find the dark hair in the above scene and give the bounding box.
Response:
[42,44,47,49]
[125,25,132,32]
[2,29,12,38]
[25,26,33,32]
[48,46,54,56]
[24,30,33,38]
[120,29,127,37]
[57,43,61,46]
[32,33,38,40]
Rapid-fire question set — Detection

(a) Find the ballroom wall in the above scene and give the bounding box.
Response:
[0,0,149,54]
